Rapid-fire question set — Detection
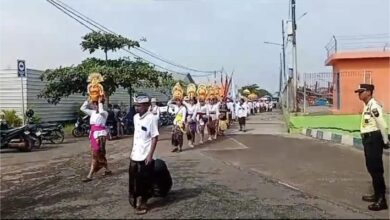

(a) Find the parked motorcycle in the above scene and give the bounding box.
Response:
[72,115,90,137]
[26,124,43,148]
[24,109,43,148]
[159,112,171,126]
[106,121,117,140]
[25,109,64,145]
[0,125,35,152]
[38,123,65,144]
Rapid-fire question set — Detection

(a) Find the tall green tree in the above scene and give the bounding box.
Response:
[81,31,140,61]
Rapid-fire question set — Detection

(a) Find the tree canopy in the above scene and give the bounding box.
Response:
[39,32,173,105]
[81,31,140,60]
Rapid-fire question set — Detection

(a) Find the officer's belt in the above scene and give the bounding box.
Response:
[361,130,380,139]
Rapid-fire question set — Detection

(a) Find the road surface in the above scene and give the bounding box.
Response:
[1,110,389,219]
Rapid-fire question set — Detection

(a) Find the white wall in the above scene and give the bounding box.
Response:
[0,69,26,118]
[1,69,133,122]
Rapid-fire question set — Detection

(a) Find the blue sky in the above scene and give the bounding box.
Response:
[1,0,389,93]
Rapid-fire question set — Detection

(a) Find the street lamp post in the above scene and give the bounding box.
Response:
[264,39,286,88]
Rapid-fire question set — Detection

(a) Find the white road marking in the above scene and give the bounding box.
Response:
[203,147,247,151]
[277,181,301,191]
[228,137,249,149]
[250,168,302,192]
[201,137,248,151]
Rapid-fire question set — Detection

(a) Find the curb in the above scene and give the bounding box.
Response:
[301,128,389,156]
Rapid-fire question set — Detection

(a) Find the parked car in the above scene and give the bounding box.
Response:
[314,98,329,106]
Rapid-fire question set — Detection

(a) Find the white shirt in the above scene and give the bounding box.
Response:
[183,101,197,116]
[247,102,252,109]
[80,101,108,126]
[131,112,159,161]
[226,102,234,113]
[195,103,208,122]
[149,105,160,120]
[360,98,389,143]
[236,103,248,118]
[207,103,220,120]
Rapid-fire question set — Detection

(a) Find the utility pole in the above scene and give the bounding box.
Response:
[282,19,289,111]
[281,20,286,83]
[291,0,298,112]
[279,53,283,96]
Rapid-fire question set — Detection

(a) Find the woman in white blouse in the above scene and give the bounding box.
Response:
[195,97,209,144]
[168,99,187,152]
[183,97,197,148]
[80,96,112,182]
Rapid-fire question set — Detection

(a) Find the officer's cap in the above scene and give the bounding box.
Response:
[354,84,375,93]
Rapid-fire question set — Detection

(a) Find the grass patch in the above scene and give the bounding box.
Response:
[63,122,74,136]
[289,114,390,136]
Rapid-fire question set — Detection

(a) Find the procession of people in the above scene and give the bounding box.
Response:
[78,72,388,215]
[78,72,273,214]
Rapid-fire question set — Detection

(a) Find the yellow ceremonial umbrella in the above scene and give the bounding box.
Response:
[243,89,250,96]
[248,93,258,100]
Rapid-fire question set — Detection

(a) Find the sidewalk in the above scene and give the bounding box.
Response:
[302,128,390,155]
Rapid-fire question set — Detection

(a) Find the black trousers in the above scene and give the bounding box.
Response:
[128,160,154,208]
[362,130,386,196]
[238,117,246,128]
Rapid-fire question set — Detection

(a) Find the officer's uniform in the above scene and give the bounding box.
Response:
[356,84,389,211]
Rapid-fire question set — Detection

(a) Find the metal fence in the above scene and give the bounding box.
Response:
[281,70,384,115]
[302,72,333,114]
[325,34,390,58]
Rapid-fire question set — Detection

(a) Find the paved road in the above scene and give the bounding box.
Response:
[0,111,389,218]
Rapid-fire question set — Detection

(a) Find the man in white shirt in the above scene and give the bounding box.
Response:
[268,100,274,112]
[255,101,260,114]
[129,95,159,215]
[236,98,248,132]
[149,98,160,127]
[226,100,235,123]
[265,100,270,112]
[207,97,220,140]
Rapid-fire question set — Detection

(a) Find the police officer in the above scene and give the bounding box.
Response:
[356,84,389,211]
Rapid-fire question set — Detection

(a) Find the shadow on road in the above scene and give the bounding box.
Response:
[149,188,202,209]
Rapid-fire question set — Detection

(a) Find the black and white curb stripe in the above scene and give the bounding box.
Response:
[302,128,389,155]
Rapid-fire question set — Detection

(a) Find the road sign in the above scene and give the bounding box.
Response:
[17,60,26,77]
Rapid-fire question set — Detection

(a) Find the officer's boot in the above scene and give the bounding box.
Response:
[368,194,388,211]
[362,194,377,202]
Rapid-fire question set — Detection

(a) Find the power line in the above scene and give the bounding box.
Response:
[47,0,215,78]
[53,0,217,74]
[46,0,190,76]
[47,0,95,32]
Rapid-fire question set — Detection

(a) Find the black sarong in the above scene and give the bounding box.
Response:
[128,160,154,208]
[152,159,173,197]
[128,159,172,208]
